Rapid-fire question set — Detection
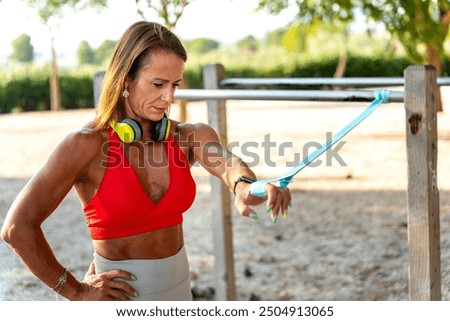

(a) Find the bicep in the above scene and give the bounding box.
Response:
[191,123,234,178]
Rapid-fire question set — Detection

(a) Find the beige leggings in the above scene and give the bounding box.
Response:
[93,246,192,301]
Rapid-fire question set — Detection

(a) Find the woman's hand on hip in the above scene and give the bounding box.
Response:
[78,262,138,301]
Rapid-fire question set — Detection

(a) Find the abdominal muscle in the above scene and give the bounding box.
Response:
[92,224,184,260]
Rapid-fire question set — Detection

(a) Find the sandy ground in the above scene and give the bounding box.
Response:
[0,89,449,301]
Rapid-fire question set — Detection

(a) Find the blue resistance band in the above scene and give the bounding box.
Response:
[249,90,391,198]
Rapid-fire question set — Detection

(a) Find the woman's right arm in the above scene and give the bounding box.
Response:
[1,128,136,300]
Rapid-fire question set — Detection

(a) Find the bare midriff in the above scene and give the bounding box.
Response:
[92,224,183,260]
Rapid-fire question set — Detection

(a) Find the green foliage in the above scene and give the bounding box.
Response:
[25,0,108,24]
[257,0,450,63]
[75,39,117,66]
[265,28,286,48]
[135,0,193,29]
[1,20,448,113]
[183,38,220,54]
[59,74,93,109]
[258,0,354,24]
[184,52,421,89]
[0,51,447,113]
[94,39,116,66]
[77,40,95,65]
[0,66,94,113]
[282,23,308,53]
[182,67,202,89]
[236,36,259,52]
[362,0,450,62]
[0,66,49,113]
[10,34,34,63]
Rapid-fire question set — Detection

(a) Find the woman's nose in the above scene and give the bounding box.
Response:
[161,88,175,103]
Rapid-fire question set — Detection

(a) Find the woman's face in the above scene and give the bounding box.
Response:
[124,49,184,122]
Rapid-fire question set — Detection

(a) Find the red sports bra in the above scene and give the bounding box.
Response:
[83,127,196,240]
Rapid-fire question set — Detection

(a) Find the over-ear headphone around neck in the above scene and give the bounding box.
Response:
[110,115,170,143]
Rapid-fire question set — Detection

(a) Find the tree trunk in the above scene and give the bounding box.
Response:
[332,50,347,90]
[334,51,347,78]
[50,39,61,111]
[177,81,188,123]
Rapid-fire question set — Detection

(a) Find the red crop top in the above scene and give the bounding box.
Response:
[83,127,196,240]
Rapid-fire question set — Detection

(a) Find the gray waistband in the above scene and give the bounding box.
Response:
[93,246,192,300]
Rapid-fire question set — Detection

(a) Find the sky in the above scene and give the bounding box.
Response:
[0,0,298,66]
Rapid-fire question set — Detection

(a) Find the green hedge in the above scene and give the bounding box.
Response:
[60,75,94,109]
[0,74,94,113]
[1,55,448,114]
[186,55,415,88]
[0,76,50,113]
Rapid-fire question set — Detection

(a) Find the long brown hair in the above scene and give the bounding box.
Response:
[95,21,187,129]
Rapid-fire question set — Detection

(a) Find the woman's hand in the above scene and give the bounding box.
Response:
[78,262,138,301]
[234,182,291,223]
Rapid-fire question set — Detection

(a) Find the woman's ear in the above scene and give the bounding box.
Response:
[124,76,131,89]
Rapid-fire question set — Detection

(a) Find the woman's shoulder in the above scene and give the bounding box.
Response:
[57,121,108,159]
[38,121,109,182]
[172,120,218,140]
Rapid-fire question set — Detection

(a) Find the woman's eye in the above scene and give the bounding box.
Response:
[152,82,180,88]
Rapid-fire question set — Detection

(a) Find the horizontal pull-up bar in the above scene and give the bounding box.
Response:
[174,89,404,102]
[200,63,441,301]
[220,77,450,88]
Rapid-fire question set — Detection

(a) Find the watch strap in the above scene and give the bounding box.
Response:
[233,176,256,194]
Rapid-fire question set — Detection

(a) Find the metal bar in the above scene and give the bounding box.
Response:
[220,77,450,88]
[175,89,405,102]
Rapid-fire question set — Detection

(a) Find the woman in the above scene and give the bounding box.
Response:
[1,21,291,301]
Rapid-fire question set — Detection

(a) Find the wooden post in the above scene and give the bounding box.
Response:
[203,64,236,300]
[177,81,188,123]
[404,65,441,300]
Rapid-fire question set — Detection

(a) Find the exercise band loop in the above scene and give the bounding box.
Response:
[249,90,391,198]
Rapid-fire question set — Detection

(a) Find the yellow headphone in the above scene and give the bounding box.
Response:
[110,116,170,143]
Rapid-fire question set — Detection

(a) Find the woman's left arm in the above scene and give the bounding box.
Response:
[190,123,291,221]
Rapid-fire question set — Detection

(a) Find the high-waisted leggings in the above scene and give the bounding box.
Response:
[93,246,192,301]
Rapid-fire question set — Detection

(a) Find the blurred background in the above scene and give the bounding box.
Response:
[0,0,449,113]
[1,0,450,301]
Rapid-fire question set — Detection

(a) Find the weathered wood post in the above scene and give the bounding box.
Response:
[404,65,441,300]
[203,64,236,300]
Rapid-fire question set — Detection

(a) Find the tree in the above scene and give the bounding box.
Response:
[24,0,108,110]
[185,38,220,54]
[10,34,34,63]
[134,0,196,122]
[134,0,194,30]
[94,39,117,65]
[257,0,450,109]
[282,23,308,54]
[77,40,94,65]
[236,35,259,53]
[265,28,287,48]
[257,0,450,75]
[362,1,450,76]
